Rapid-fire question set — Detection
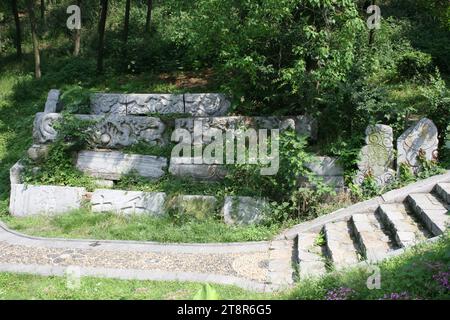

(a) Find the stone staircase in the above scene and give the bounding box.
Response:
[293,182,449,278]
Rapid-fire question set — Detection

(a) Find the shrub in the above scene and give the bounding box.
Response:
[397,51,433,80]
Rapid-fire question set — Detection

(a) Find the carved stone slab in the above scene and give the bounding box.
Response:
[91,189,166,216]
[44,89,61,113]
[33,112,62,144]
[305,157,344,176]
[9,184,86,216]
[168,157,227,181]
[223,196,269,225]
[90,93,184,115]
[174,115,317,142]
[354,124,396,186]
[397,118,439,173]
[76,150,167,180]
[90,93,231,116]
[184,93,230,116]
[32,113,166,147]
[170,195,218,219]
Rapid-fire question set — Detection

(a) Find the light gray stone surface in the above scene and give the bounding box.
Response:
[32,112,62,144]
[305,157,343,176]
[435,183,450,204]
[93,179,114,188]
[27,144,50,162]
[90,93,184,115]
[169,157,227,180]
[223,196,269,225]
[10,161,25,185]
[170,195,217,219]
[378,203,425,247]
[323,220,360,268]
[397,118,439,174]
[44,89,61,113]
[9,184,86,216]
[175,115,317,142]
[76,150,167,180]
[184,93,230,116]
[297,232,326,278]
[350,213,391,262]
[33,113,167,147]
[407,193,449,236]
[91,189,166,216]
[354,124,396,186]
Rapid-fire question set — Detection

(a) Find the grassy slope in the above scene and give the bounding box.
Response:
[0,234,448,300]
[1,209,282,243]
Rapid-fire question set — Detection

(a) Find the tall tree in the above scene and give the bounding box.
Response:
[145,0,153,32]
[26,0,41,79]
[73,0,81,56]
[11,0,22,58]
[123,0,131,44]
[97,0,108,73]
[40,0,45,21]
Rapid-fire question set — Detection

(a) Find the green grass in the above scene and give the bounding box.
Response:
[0,273,270,300]
[2,209,285,243]
[0,234,448,300]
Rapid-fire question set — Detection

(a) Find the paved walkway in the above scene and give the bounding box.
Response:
[0,222,294,292]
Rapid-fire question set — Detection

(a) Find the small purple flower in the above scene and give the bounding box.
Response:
[433,271,450,291]
[325,287,355,300]
[381,292,411,300]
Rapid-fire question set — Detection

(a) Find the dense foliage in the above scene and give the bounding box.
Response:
[0,0,449,221]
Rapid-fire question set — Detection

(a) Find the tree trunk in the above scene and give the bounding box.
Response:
[97,0,108,74]
[26,0,41,79]
[11,0,22,58]
[368,0,376,46]
[40,0,45,21]
[145,0,153,32]
[73,0,81,56]
[123,0,131,44]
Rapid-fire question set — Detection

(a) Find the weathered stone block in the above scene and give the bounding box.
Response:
[91,189,166,215]
[10,161,25,185]
[76,150,167,180]
[174,115,317,142]
[305,157,343,176]
[9,184,86,216]
[397,118,439,174]
[33,113,167,148]
[184,93,230,116]
[32,112,61,144]
[44,89,61,113]
[27,144,50,162]
[168,157,227,181]
[169,195,217,219]
[90,93,184,115]
[223,196,269,225]
[354,124,396,186]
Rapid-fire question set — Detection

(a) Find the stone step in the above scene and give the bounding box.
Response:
[76,150,167,180]
[350,213,392,262]
[90,93,230,116]
[435,183,450,204]
[323,220,360,269]
[297,233,326,278]
[378,203,429,248]
[407,193,449,236]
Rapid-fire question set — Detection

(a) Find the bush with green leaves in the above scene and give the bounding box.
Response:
[397,51,433,80]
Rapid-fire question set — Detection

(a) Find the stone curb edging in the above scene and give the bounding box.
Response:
[276,171,450,240]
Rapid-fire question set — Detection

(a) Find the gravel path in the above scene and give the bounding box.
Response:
[0,222,294,292]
